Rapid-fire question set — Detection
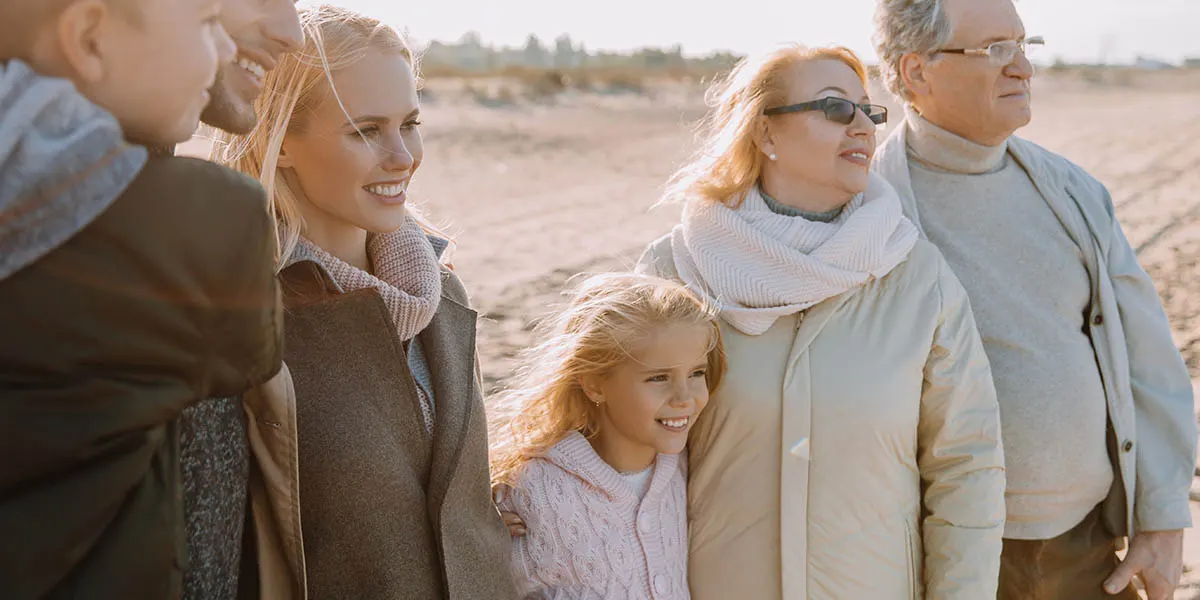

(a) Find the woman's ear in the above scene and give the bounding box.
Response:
[277,143,295,169]
[758,119,776,161]
[580,375,605,406]
[56,0,110,84]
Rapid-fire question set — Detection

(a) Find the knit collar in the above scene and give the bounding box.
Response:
[546,431,678,503]
[283,216,445,342]
[284,230,449,292]
[759,186,846,222]
[905,108,1008,175]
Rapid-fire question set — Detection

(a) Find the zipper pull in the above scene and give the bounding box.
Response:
[790,437,811,460]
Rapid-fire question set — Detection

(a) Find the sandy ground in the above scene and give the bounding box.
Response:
[184,69,1200,596]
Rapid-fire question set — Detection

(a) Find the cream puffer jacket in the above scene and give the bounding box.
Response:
[637,235,1006,600]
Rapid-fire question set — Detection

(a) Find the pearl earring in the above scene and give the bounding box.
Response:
[769,153,777,161]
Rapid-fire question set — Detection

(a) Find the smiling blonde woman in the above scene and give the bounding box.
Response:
[210,5,514,598]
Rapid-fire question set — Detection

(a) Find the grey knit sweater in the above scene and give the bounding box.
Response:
[905,113,1112,540]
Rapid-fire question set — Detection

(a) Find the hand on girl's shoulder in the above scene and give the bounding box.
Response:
[493,482,527,538]
[492,457,561,538]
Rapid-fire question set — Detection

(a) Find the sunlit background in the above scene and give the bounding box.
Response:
[313,0,1199,66]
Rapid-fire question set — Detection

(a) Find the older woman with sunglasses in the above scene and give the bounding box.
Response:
[636,45,1006,599]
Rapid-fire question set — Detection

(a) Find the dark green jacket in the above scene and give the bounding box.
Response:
[0,156,282,600]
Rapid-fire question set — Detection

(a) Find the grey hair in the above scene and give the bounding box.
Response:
[872,0,954,102]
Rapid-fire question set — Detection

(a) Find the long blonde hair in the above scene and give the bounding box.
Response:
[489,272,726,488]
[661,45,867,209]
[209,4,447,267]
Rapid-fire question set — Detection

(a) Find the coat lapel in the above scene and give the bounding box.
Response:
[421,289,479,525]
[1007,140,1091,252]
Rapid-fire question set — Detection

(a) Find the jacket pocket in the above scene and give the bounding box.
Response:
[903,519,919,600]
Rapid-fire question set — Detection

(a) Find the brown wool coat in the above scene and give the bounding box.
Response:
[244,257,516,600]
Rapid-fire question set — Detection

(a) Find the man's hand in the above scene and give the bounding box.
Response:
[1104,529,1184,599]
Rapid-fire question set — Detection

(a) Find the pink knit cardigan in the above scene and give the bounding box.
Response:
[499,432,689,599]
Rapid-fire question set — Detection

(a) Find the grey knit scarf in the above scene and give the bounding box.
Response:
[0,59,147,281]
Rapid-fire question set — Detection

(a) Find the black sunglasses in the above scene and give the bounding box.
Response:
[763,97,888,125]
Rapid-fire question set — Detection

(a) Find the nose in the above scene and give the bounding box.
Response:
[1005,50,1034,81]
[668,380,697,408]
[847,107,874,138]
[379,134,415,173]
[265,0,304,56]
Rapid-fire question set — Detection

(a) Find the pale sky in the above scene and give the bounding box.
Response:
[312,0,1199,65]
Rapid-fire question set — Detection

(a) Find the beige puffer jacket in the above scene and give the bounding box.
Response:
[637,235,1006,600]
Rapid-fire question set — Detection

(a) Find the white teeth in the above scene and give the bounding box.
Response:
[237,57,266,79]
[849,152,867,160]
[658,417,689,429]
[365,183,407,197]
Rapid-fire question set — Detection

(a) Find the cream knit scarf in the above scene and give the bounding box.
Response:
[671,172,919,336]
[293,214,443,342]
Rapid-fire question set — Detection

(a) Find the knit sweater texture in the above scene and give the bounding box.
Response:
[905,112,1112,540]
[500,432,689,599]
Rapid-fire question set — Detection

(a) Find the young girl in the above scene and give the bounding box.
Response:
[491,272,726,599]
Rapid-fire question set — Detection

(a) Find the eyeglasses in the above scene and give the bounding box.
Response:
[762,97,888,125]
[933,36,1045,66]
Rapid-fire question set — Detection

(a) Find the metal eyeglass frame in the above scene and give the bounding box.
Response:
[933,35,1045,66]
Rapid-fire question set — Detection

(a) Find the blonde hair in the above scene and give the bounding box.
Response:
[661,45,867,209]
[209,4,448,267]
[488,272,726,488]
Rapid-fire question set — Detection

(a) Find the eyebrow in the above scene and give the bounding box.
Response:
[979,31,1026,46]
[816,86,870,103]
[639,367,673,374]
[639,361,710,374]
[816,86,849,97]
[344,108,420,128]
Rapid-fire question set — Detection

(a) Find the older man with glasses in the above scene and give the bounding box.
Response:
[871,0,1195,599]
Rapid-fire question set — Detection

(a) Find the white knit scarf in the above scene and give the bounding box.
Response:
[293,214,443,342]
[671,173,919,336]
